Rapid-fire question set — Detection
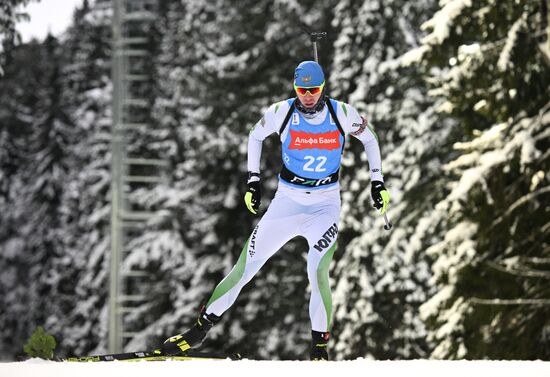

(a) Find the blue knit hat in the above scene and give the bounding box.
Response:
[294,61,325,87]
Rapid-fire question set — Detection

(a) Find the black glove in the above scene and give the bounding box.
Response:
[371,180,390,214]
[244,172,261,215]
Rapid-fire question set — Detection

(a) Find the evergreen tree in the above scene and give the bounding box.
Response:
[0,34,75,359]
[0,0,113,359]
[405,0,550,359]
[327,0,448,359]
[21,32,76,342]
[55,0,114,356]
[0,39,41,359]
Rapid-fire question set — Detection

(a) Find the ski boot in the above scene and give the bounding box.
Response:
[160,306,221,355]
[310,330,330,361]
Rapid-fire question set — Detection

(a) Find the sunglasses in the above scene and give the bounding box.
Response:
[294,82,325,96]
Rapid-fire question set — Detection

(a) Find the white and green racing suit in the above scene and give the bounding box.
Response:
[205,98,383,332]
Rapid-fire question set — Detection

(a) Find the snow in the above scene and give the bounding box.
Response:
[530,170,545,191]
[400,45,429,66]
[421,0,473,45]
[442,113,542,206]
[3,359,550,377]
[497,15,525,72]
[400,0,475,66]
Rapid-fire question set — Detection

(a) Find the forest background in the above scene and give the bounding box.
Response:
[0,0,548,361]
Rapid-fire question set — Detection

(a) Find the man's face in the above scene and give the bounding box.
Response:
[296,90,322,109]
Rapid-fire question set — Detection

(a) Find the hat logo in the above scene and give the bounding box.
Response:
[302,75,312,84]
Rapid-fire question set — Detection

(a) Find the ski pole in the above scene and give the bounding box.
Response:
[383,213,393,231]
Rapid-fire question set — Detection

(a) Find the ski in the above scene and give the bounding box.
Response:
[59,349,242,362]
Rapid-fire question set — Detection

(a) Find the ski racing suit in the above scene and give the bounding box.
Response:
[204,98,383,333]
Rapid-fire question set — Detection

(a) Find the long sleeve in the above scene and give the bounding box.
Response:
[246,100,290,176]
[361,131,384,182]
[247,135,263,174]
[337,101,384,182]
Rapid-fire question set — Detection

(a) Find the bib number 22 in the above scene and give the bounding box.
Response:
[303,156,327,172]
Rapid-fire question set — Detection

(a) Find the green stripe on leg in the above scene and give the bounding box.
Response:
[366,123,379,143]
[317,243,337,330]
[206,238,249,308]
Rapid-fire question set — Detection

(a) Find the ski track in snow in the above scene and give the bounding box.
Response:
[2,359,550,377]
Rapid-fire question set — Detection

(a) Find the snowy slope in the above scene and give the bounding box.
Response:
[2,359,550,377]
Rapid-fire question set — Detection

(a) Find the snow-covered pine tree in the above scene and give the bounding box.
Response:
[328,0,448,360]
[0,34,77,359]
[403,0,550,359]
[22,32,78,347]
[0,0,114,359]
[48,0,114,356]
[0,38,43,360]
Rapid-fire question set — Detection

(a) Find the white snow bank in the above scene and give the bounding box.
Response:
[2,359,550,377]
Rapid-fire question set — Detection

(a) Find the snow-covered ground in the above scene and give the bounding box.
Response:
[2,359,550,377]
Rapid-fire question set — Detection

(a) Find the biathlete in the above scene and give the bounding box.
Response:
[160,61,390,360]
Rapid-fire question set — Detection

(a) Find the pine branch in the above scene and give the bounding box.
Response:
[521,257,550,265]
[486,260,550,279]
[490,186,550,230]
[470,297,550,306]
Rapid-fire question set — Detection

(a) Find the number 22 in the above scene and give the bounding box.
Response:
[303,156,327,172]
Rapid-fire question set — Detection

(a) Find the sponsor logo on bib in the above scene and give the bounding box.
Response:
[289,130,341,150]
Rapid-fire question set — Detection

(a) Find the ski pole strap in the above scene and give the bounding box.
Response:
[279,99,296,135]
[279,165,339,187]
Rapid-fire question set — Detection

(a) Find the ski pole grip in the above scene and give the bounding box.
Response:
[310,31,327,42]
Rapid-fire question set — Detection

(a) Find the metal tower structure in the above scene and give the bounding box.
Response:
[109,0,165,353]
